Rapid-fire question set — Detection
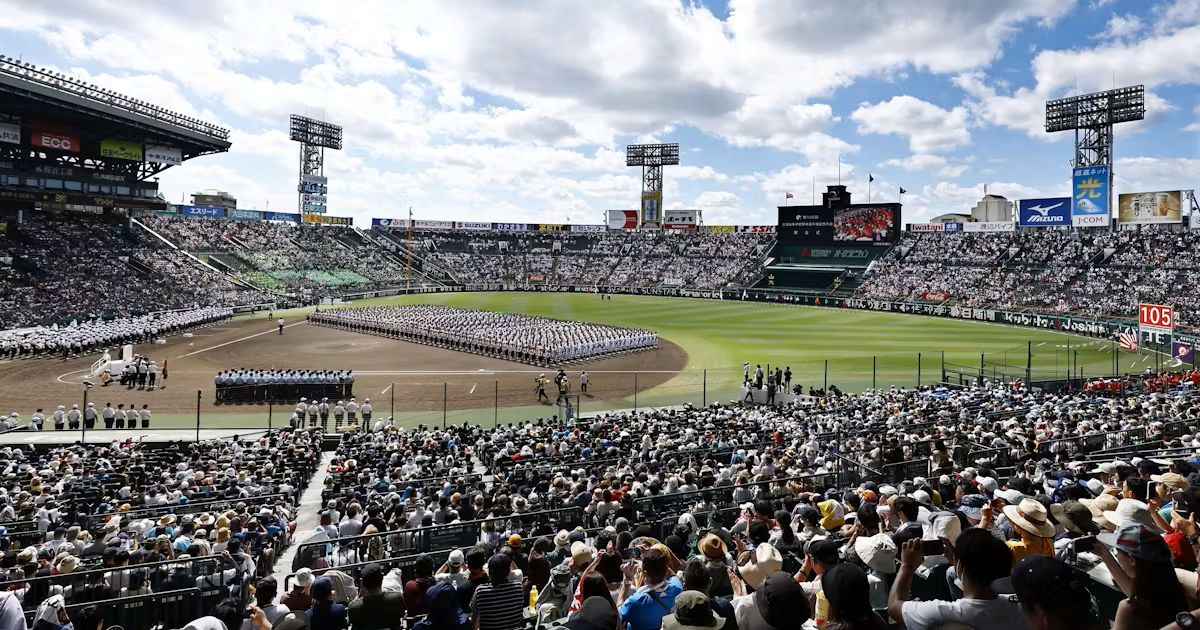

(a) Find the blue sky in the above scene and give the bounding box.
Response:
[2,0,1197,225]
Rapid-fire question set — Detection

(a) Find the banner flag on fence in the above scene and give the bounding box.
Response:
[1173,340,1193,363]
[1118,331,1139,351]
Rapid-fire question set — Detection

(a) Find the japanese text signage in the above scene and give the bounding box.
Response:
[1072,165,1110,227]
[144,145,182,165]
[0,122,19,145]
[100,139,144,161]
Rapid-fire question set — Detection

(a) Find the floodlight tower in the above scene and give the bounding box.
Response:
[1045,86,1144,168]
[626,143,679,228]
[289,114,343,217]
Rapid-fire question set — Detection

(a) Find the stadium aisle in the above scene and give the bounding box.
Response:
[272,450,336,583]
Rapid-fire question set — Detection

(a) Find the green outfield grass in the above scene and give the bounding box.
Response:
[147,292,1155,430]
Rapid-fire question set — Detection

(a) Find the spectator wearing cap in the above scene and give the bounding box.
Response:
[403,554,437,616]
[995,556,1105,630]
[1151,471,1191,526]
[618,547,684,630]
[795,538,840,612]
[697,534,733,598]
[821,563,887,630]
[348,563,405,630]
[1096,523,1189,630]
[472,554,525,630]
[889,528,1028,630]
[736,544,782,593]
[281,568,314,612]
[1003,498,1056,564]
[731,571,810,630]
[436,548,469,589]
[307,576,347,630]
[661,590,726,630]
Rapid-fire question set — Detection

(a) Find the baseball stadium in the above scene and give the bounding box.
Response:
[1,3,1200,629]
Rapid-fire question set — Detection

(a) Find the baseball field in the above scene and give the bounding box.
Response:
[0,292,1147,430]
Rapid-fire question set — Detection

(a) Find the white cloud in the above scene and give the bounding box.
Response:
[883,154,969,178]
[1113,156,1200,192]
[1094,14,1144,43]
[851,96,971,153]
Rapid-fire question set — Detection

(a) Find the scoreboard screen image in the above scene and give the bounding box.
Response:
[778,203,900,246]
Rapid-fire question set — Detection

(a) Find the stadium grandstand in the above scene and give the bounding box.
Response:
[3,15,1200,630]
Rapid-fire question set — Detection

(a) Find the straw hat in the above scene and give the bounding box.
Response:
[1102,499,1163,534]
[1002,498,1056,538]
[699,534,728,560]
[737,543,783,590]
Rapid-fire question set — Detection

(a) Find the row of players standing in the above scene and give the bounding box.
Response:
[7,402,152,431]
[288,397,373,432]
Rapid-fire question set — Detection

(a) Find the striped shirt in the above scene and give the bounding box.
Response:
[470,581,525,630]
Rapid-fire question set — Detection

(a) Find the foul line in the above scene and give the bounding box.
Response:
[469,383,477,394]
[176,321,308,359]
[381,384,393,395]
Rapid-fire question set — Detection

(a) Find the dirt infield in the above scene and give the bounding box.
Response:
[0,315,688,427]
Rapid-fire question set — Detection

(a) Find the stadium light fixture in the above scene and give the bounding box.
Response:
[1045,85,1144,168]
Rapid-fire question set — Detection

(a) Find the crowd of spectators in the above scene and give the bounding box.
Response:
[0,427,321,627]
[856,226,1200,327]
[397,228,774,291]
[138,216,414,299]
[207,371,1200,630]
[0,215,270,330]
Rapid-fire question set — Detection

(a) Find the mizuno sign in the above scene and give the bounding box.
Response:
[1018,197,1071,227]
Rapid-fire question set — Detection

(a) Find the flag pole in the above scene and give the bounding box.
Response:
[868,175,872,203]
[812,176,816,204]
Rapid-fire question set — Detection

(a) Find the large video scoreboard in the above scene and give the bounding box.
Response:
[777,185,900,246]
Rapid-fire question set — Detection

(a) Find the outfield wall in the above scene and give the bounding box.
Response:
[393,283,1192,353]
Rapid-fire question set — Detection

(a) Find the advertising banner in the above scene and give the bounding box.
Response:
[495,222,530,231]
[304,214,352,226]
[300,175,328,184]
[909,223,945,232]
[266,212,301,223]
[1072,165,1110,227]
[537,224,566,232]
[414,219,453,230]
[157,206,180,215]
[228,209,262,221]
[739,225,776,233]
[527,273,547,283]
[31,125,79,153]
[962,221,1015,233]
[0,122,19,145]
[943,223,961,232]
[607,209,638,230]
[302,202,326,214]
[301,193,328,204]
[1173,341,1194,364]
[371,218,405,228]
[570,224,606,233]
[181,205,225,218]
[144,145,182,165]
[100,139,144,161]
[702,225,736,233]
[663,209,698,230]
[1018,197,1071,227]
[640,191,662,228]
[455,221,492,231]
[1118,190,1184,224]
